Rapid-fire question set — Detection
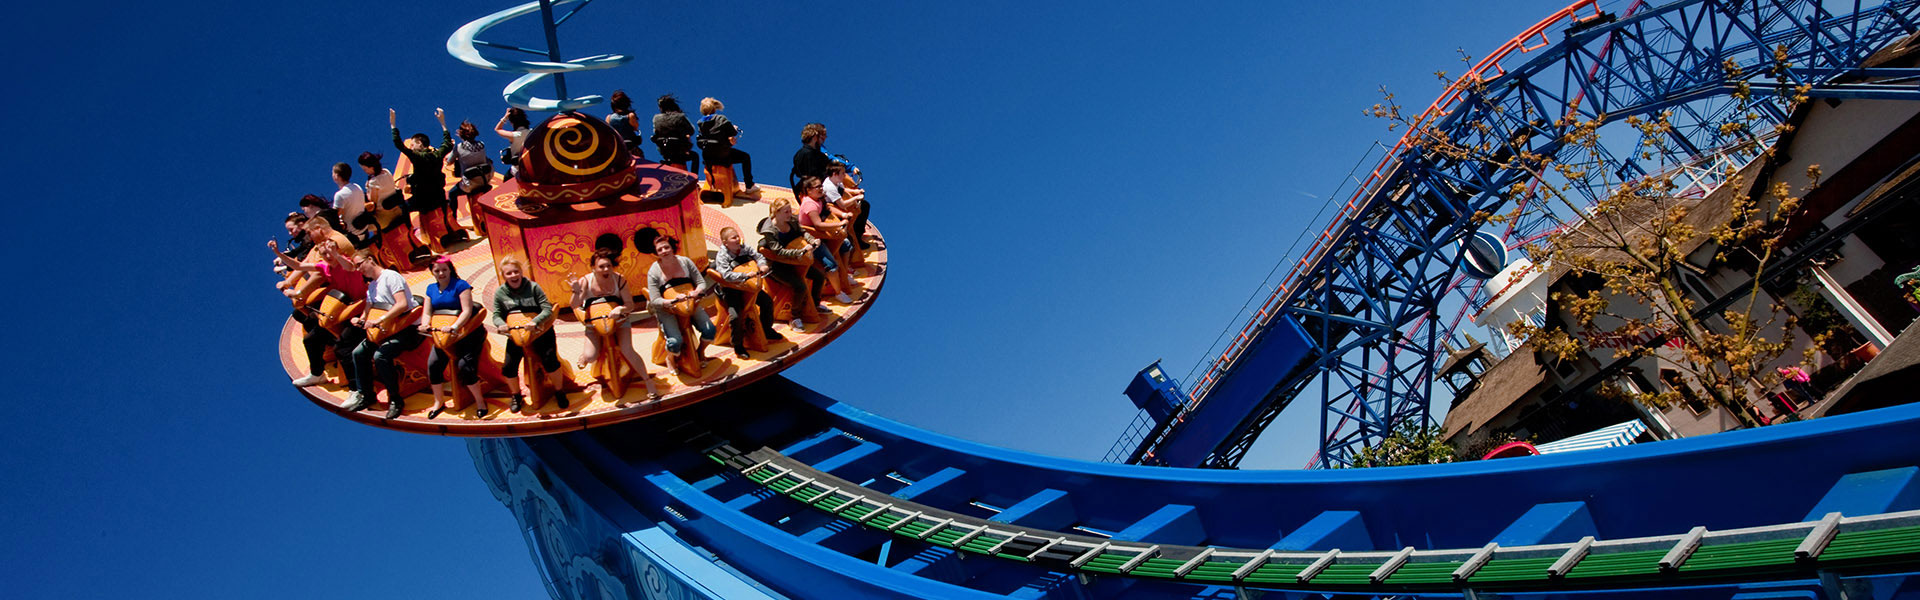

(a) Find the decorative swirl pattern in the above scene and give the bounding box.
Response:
[543,116,615,176]
[533,232,594,276]
[446,0,632,112]
[522,114,631,185]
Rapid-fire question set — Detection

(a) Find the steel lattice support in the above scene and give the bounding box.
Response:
[1127,0,1920,469]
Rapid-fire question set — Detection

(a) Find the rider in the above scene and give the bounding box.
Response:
[488,256,571,414]
[419,256,485,419]
[710,226,785,358]
[573,249,661,404]
[644,234,717,373]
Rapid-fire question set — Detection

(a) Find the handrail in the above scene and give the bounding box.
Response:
[1179,0,1607,415]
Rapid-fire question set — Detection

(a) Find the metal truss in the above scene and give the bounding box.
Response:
[1129,0,1920,469]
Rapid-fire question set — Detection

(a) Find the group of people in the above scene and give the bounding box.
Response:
[283,107,535,272]
[272,93,880,420]
[271,236,585,419]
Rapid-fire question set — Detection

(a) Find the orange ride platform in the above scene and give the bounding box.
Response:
[275,175,887,437]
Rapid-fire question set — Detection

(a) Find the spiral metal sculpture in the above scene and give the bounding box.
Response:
[446,0,632,112]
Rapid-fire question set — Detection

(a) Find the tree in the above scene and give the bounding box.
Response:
[1342,423,1457,468]
[1370,49,1825,429]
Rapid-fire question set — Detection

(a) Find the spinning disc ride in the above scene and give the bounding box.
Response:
[272,1,1920,599]
[275,10,887,434]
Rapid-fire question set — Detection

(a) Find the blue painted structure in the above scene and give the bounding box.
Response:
[1118,0,1920,469]
[477,376,1920,598]
[432,1,1920,597]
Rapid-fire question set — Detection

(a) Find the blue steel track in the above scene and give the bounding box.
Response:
[474,377,1920,599]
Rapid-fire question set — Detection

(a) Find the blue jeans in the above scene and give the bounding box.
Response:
[651,304,717,354]
[812,245,839,272]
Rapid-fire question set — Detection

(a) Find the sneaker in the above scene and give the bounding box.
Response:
[742,184,761,194]
[764,330,785,342]
[510,394,524,413]
[344,391,373,412]
[789,319,804,332]
[384,397,404,420]
[835,293,852,304]
[815,304,831,314]
[291,374,326,387]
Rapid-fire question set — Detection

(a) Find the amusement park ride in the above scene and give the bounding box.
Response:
[273,0,1920,598]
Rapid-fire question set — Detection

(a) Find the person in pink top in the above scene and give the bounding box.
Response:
[269,239,370,391]
[795,176,854,303]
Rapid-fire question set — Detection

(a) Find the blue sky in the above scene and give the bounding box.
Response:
[4,1,1578,597]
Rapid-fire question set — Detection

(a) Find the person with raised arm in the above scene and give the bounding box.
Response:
[710,226,785,358]
[696,97,758,194]
[494,108,531,179]
[418,256,485,419]
[390,108,458,245]
[444,120,494,234]
[572,249,661,405]
[644,234,717,375]
[650,94,698,173]
[757,197,826,331]
[489,256,570,415]
[269,239,368,392]
[350,251,427,420]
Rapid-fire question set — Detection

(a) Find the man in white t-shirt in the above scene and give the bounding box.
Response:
[346,258,424,419]
[332,162,371,244]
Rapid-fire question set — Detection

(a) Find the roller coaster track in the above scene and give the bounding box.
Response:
[474,376,1920,599]
[1121,0,1920,469]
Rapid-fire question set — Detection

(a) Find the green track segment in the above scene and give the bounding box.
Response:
[1079,554,1128,574]
[959,536,1005,555]
[1384,562,1462,585]
[1561,549,1666,580]
[1465,557,1560,583]
[1183,561,1246,582]
[1311,564,1378,585]
[792,487,828,503]
[839,503,875,520]
[1241,563,1308,584]
[1821,526,1920,562]
[897,520,933,537]
[927,529,966,547]
[729,454,1920,595]
[1675,538,1800,574]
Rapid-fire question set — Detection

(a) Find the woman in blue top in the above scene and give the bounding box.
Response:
[419,256,484,418]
